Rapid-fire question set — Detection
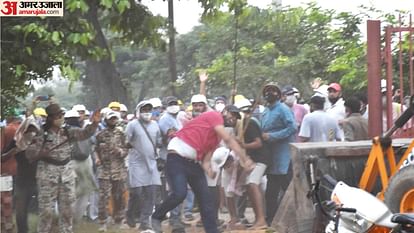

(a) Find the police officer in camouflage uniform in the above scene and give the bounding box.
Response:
[26,103,100,233]
[95,111,128,232]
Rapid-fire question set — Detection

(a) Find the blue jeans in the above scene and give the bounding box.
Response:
[170,189,194,224]
[183,189,194,215]
[152,153,218,233]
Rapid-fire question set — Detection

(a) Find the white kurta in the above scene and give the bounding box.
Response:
[125,119,162,187]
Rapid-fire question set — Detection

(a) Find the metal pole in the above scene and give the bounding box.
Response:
[398,15,404,112]
[409,14,413,95]
[385,26,393,132]
[232,7,239,104]
[168,0,177,96]
[367,20,383,137]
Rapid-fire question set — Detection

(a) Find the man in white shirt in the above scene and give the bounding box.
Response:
[326,82,346,123]
[299,95,342,142]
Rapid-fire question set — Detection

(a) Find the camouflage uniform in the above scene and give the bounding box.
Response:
[26,124,97,233]
[95,127,127,224]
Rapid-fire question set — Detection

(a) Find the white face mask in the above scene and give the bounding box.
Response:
[166,105,180,114]
[215,103,225,112]
[140,112,152,122]
[284,95,297,106]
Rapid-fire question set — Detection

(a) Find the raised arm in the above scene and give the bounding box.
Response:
[68,109,100,141]
[199,70,208,96]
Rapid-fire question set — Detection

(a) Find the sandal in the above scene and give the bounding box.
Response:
[226,221,246,231]
[248,224,268,230]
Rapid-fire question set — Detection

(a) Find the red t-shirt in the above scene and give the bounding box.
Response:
[176,111,224,161]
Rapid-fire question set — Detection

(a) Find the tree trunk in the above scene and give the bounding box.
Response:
[83,1,128,108]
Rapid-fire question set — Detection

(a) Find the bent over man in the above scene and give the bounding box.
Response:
[151,109,253,233]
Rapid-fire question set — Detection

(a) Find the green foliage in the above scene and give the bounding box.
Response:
[169,3,365,100]
[2,0,411,116]
[1,0,166,116]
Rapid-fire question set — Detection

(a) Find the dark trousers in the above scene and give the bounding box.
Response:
[265,171,292,225]
[126,185,158,228]
[152,153,218,233]
[208,186,220,221]
[14,178,37,233]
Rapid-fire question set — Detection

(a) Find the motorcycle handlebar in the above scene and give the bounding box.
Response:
[337,207,357,213]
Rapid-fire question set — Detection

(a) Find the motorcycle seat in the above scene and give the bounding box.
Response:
[391,213,414,225]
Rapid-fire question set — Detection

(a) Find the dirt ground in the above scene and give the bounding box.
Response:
[25,208,275,233]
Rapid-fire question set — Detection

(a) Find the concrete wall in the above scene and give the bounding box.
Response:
[271,139,411,233]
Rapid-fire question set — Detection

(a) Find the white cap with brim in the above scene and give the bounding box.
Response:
[135,100,153,112]
[105,111,120,120]
[211,147,231,171]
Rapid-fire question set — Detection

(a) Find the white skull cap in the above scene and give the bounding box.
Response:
[191,94,207,104]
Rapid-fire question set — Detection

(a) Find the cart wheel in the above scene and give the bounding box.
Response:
[384,165,414,213]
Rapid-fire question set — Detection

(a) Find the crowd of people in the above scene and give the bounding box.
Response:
[1,75,410,233]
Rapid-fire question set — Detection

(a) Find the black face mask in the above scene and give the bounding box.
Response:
[329,96,339,104]
[65,118,81,127]
[264,93,278,103]
[223,116,236,128]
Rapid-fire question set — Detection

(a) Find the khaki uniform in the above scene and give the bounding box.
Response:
[95,127,127,224]
[27,124,96,233]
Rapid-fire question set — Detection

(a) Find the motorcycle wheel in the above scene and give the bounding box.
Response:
[384,165,414,213]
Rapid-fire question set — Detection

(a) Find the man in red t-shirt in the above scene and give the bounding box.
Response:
[151,109,252,233]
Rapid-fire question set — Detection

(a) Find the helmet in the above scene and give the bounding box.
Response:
[234,98,252,110]
[149,98,162,108]
[108,101,121,109]
[234,94,246,103]
[120,104,128,112]
[72,104,86,112]
[64,110,80,118]
[190,94,207,104]
[33,107,47,117]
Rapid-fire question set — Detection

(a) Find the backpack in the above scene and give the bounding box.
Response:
[71,139,91,161]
